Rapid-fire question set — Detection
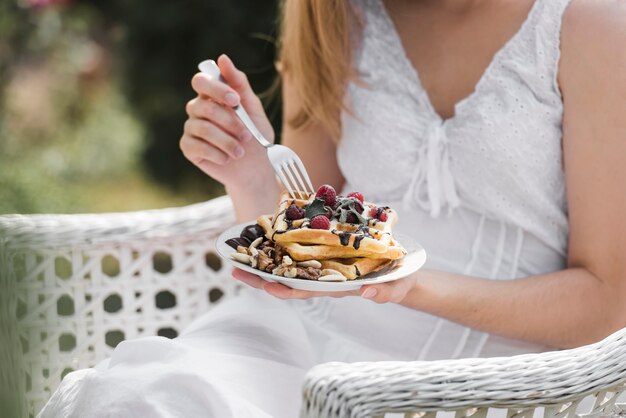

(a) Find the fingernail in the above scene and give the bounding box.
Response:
[225,92,239,107]
[233,146,245,159]
[239,131,251,142]
[361,287,377,299]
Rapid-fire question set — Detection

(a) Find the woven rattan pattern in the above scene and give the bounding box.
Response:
[0,196,239,416]
[2,195,626,417]
[301,328,626,417]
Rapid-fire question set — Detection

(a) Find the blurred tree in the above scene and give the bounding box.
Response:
[0,0,281,214]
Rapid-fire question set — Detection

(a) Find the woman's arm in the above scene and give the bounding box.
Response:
[238,1,626,349]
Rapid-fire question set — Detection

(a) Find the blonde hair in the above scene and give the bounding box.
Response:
[277,0,361,141]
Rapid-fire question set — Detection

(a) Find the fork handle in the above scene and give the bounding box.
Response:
[198,60,272,149]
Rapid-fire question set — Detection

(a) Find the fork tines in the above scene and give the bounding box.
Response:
[276,157,314,200]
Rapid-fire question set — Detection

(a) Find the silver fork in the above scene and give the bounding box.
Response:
[198,60,315,200]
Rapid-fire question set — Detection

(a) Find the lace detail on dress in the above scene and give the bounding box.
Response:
[338,0,573,255]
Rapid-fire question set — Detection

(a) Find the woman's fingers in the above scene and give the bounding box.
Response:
[186,98,251,142]
[217,54,265,117]
[180,134,229,165]
[359,276,417,304]
[263,282,359,300]
[232,267,420,303]
[183,119,245,160]
[231,269,266,289]
[191,72,240,107]
[262,282,319,299]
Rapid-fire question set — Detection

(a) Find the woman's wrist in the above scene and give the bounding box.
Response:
[225,164,279,222]
[394,271,424,307]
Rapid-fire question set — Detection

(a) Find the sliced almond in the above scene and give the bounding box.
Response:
[249,246,259,257]
[318,274,347,282]
[251,254,258,269]
[249,237,263,249]
[236,245,249,254]
[297,260,322,269]
[230,252,252,264]
[321,268,343,277]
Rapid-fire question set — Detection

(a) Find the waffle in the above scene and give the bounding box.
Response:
[319,257,394,280]
[253,189,407,280]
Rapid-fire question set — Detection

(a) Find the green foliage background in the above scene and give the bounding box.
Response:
[0,0,281,214]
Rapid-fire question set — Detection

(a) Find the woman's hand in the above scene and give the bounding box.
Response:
[180,54,275,190]
[232,268,418,304]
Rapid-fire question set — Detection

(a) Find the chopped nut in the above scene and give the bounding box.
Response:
[283,267,298,278]
[282,255,294,266]
[306,267,322,279]
[265,263,277,273]
[257,251,273,271]
[272,266,286,276]
[321,268,343,277]
[249,246,259,257]
[273,244,287,265]
[297,260,322,269]
[319,274,347,282]
[296,267,321,280]
[249,237,263,248]
[250,254,258,269]
[237,246,249,254]
[230,253,252,264]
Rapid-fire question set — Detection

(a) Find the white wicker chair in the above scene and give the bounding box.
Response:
[1,196,625,418]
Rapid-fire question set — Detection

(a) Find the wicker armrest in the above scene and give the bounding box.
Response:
[0,195,235,249]
[301,327,626,418]
[0,196,240,415]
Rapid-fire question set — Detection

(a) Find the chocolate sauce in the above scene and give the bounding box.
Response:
[356,225,372,238]
[271,230,287,241]
[338,231,351,246]
[355,266,361,277]
[353,234,365,250]
[271,209,287,229]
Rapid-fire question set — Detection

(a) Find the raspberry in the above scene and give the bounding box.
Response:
[346,192,364,203]
[353,200,364,214]
[368,206,388,222]
[310,215,331,230]
[285,203,305,220]
[345,213,357,224]
[315,184,337,207]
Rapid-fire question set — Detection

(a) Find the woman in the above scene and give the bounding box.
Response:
[41,0,626,417]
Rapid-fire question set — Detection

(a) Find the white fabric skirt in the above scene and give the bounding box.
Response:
[40,281,549,418]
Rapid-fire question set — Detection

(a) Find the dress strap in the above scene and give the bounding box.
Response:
[533,0,574,97]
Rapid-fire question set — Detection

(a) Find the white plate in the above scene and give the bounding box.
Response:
[216,222,427,292]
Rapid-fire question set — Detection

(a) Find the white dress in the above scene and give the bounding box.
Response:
[39,0,573,416]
